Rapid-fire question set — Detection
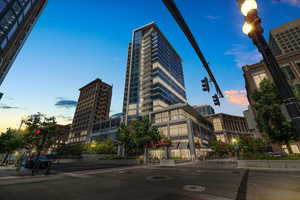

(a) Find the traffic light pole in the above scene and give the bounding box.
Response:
[247,11,300,138]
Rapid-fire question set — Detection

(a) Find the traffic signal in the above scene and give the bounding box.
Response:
[212,94,220,106]
[201,77,210,92]
[35,129,41,134]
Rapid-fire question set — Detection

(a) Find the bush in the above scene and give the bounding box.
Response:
[84,138,118,154]
[98,154,126,160]
[54,143,85,156]
[237,137,266,154]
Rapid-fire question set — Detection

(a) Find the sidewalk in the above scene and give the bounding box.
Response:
[0,165,18,177]
[238,166,300,173]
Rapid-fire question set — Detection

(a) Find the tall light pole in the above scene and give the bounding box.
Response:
[237,0,300,138]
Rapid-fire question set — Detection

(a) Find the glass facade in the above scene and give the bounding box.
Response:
[128,30,142,104]
[123,23,187,117]
[151,105,214,160]
[0,0,46,86]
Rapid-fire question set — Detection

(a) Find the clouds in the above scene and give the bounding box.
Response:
[275,0,300,7]
[0,104,19,109]
[55,115,73,122]
[224,89,249,106]
[205,15,220,20]
[225,44,262,68]
[55,97,77,109]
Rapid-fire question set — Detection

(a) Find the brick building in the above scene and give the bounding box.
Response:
[68,79,112,144]
[243,50,300,153]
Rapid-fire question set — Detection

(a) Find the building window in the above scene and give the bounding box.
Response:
[171,109,180,120]
[155,113,162,123]
[252,71,267,88]
[281,65,295,80]
[158,127,168,137]
[212,118,223,131]
[170,123,188,137]
[161,112,169,122]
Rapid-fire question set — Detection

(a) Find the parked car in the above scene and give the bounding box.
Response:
[24,155,52,170]
[265,152,287,157]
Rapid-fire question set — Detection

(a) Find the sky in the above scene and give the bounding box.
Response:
[0,0,299,132]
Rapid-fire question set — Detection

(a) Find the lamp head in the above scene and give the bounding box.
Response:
[241,0,258,16]
[242,22,253,35]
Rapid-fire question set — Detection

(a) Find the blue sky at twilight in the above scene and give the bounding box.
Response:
[0,0,299,132]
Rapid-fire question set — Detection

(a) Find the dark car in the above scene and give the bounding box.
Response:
[24,155,52,170]
[265,152,288,157]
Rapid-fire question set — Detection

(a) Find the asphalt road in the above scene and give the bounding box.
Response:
[0,165,300,200]
[51,162,134,173]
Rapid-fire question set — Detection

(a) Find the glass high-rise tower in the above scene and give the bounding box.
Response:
[123,23,187,119]
[0,0,47,86]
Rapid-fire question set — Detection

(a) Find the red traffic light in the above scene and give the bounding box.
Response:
[35,129,41,134]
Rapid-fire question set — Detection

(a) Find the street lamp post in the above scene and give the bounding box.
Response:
[237,0,300,138]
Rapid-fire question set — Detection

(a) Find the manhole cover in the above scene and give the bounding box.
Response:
[183,185,206,192]
[146,175,171,181]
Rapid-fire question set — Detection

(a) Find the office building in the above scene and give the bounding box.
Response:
[193,104,215,116]
[90,115,123,141]
[0,0,47,86]
[123,22,187,120]
[269,18,300,56]
[206,113,251,144]
[68,79,112,144]
[149,103,213,160]
[51,124,71,149]
[91,103,213,160]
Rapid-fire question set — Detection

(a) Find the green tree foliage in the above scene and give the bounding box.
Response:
[0,129,24,164]
[84,138,117,154]
[117,118,162,156]
[22,113,62,153]
[251,79,296,151]
[116,123,135,155]
[54,143,85,156]
[209,139,233,157]
[293,84,300,101]
[237,137,266,154]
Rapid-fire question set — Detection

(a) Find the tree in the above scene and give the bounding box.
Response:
[116,123,135,156]
[54,143,85,157]
[83,138,118,154]
[95,138,117,154]
[117,118,162,160]
[209,139,233,157]
[293,84,300,101]
[0,129,24,165]
[237,137,266,154]
[22,113,62,155]
[251,79,296,153]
